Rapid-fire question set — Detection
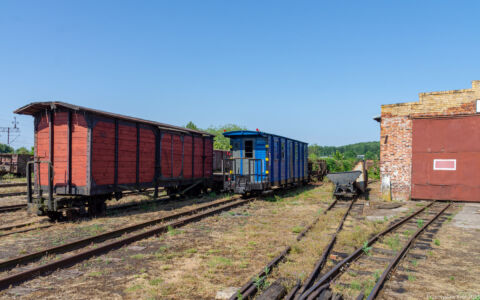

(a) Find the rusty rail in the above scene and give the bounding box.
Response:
[0,203,27,213]
[0,182,27,188]
[292,199,356,299]
[0,196,251,290]
[298,201,437,300]
[230,199,338,300]
[366,202,451,300]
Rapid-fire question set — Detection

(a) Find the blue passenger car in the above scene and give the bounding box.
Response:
[222,130,308,194]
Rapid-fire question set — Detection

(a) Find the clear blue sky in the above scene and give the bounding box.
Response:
[1,0,479,149]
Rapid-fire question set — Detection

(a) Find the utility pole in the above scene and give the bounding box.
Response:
[0,117,20,145]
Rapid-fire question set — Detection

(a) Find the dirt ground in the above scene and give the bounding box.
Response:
[1,181,479,300]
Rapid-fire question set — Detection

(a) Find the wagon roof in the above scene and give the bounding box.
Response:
[223,130,307,144]
[14,101,214,136]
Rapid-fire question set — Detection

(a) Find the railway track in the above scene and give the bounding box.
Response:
[0,182,27,188]
[230,198,344,300]
[295,201,451,300]
[0,195,252,290]
[0,203,26,213]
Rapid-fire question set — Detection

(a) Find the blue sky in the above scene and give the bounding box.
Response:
[1,0,479,149]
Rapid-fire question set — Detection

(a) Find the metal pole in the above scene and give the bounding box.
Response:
[26,162,32,204]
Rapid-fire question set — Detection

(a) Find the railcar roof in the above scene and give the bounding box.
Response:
[223,130,307,144]
[14,101,213,136]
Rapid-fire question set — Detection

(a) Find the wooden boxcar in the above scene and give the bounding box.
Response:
[0,154,32,177]
[15,102,214,218]
[222,130,308,194]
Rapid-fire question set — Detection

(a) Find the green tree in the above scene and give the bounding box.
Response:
[0,143,14,153]
[185,121,199,131]
[204,124,247,150]
[15,147,32,155]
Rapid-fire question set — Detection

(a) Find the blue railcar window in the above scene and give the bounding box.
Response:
[245,140,253,158]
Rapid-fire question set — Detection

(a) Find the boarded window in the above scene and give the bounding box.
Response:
[245,140,253,158]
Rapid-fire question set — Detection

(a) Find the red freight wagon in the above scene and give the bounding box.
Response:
[15,102,214,219]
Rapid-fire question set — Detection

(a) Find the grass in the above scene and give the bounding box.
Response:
[185,248,197,254]
[131,254,146,259]
[167,225,183,236]
[411,259,418,267]
[417,219,424,228]
[384,234,401,251]
[124,284,143,293]
[434,239,440,246]
[149,278,163,286]
[87,271,103,277]
[207,256,232,268]
[408,274,416,281]
[292,226,304,234]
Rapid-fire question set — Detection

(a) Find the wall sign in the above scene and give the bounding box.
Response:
[433,159,456,171]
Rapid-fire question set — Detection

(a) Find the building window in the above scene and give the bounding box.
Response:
[245,140,253,158]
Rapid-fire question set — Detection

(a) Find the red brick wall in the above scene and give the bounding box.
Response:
[380,80,480,200]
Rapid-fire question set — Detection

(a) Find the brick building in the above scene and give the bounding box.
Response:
[377,80,480,202]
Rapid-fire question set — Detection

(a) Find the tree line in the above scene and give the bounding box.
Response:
[0,144,33,155]
[308,141,380,160]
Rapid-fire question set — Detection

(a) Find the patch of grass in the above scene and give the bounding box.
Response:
[449,276,455,281]
[408,274,416,281]
[185,248,197,254]
[292,226,304,234]
[417,219,424,228]
[207,249,220,255]
[167,225,183,236]
[124,285,143,293]
[149,278,163,286]
[349,280,362,290]
[384,234,401,251]
[411,259,418,267]
[434,239,440,246]
[87,271,103,277]
[403,230,412,237]
[208,256,232,268]
[131,254,146,259]
[373,270,382,282]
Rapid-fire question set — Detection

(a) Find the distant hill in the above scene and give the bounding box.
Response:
[309,141,379,160]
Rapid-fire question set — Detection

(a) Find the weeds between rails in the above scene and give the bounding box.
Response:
[297,201,451,300]
[229,197,341,300]
[0,195,252,290]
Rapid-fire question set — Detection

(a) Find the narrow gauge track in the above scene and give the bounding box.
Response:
[287,199,359,299]
[0,194,181,238]
[0,183,27,188]
[0,203,26,213]
[230,198,349,300]
[297,201,451,300]
[0,192,26,199]
[0,188,164,214]
[0,195,252,290]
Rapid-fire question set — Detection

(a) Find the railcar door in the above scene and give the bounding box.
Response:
[243,139,254,181]
[254,138,267,182]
